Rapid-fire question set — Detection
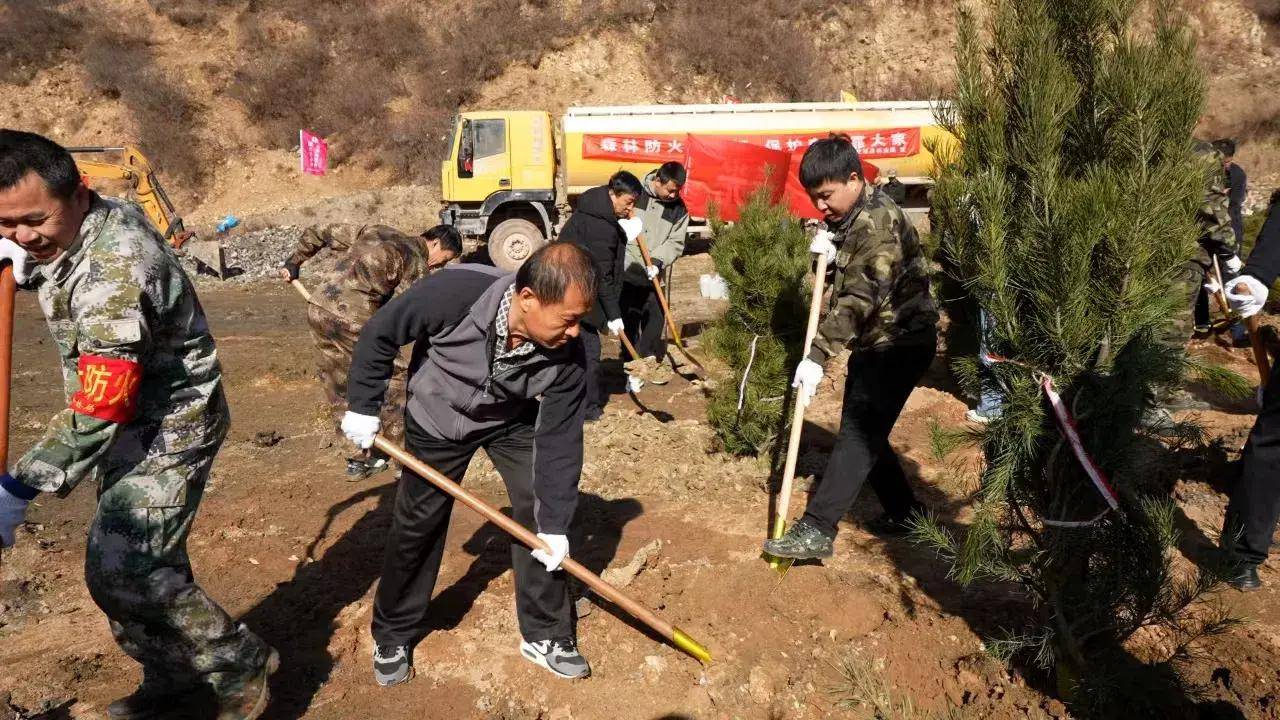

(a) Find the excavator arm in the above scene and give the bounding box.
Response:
[70,145,225,278]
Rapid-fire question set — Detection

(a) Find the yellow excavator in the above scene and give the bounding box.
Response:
[69,145,225,278]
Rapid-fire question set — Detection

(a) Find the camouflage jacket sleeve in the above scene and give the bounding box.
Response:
[342,241,408,327]
[808,212,917,363]
[287,224,360,269]
[1198,184,1236,258]
[14,260,149,494]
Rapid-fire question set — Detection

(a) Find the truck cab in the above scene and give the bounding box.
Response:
[439,111,558,270]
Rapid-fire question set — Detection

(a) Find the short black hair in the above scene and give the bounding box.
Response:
[1214,138,1237,158]
[519,242,599,304]
[422,224,463,255]
[655,161,687,187]
[799,134,863,191]
[0,129,81,200]
[607,170,644,198]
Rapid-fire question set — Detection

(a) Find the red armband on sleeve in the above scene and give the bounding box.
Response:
[70,355,142,423]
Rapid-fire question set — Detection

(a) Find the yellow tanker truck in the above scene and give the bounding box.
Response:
[439,101,950,270]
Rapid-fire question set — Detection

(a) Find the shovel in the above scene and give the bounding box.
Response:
[375,435,712,663]
[763,251,829,575]
[633,234,707,374]
[0,264,15,569]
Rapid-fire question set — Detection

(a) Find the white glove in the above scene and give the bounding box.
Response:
[0,238,31,284]
[626,374,645,393]
[340,411,380,449]
[606,318,625,336]
[619,217,644,242]
[792,358,824,407]
[0,483,31,548]
[809,230,837,264]
[1226,255,1244,274]
[1225,275,1269,319]
[530,533,569,572]
[645,264,661,280]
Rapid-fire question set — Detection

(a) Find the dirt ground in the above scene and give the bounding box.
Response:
[3,252,1280,719]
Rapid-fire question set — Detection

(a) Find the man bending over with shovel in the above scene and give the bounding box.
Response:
[280,223,461,479]
[341,242,597,685]
[0,130,276,719]
[763,134,939,561]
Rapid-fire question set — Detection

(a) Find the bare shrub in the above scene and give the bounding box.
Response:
[650,0,833,101]
[0,0,80,85]
[83,26,205,187]
[146,0,237,28]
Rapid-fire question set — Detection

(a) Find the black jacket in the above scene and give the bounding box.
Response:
[1243,204,1280,287]
[557,185,625,327]
[347,264,587,534]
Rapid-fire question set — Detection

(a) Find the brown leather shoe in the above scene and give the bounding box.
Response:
[216,648,280,720]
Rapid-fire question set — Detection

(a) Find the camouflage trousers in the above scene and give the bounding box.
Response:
[85,446,271,695]
[1166,257,1211,349]
[307,304,407,445]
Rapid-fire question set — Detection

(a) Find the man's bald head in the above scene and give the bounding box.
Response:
[508,242,598,349]
[517,241,599,303]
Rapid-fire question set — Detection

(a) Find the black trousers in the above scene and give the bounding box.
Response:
[801,339,936,538]
[581,321,603,414]
[620,281,666,359]
[1223,358,1280,566]
[371,413,573,647]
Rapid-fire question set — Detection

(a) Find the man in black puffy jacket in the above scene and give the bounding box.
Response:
[555,171,644,420]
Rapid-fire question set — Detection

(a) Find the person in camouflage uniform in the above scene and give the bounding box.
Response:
[0,130,275,720]
[764,134,939,561]
[280,223,461,478]
[1153,141,1240,415]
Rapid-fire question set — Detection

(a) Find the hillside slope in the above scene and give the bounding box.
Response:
[1,0,1277,232]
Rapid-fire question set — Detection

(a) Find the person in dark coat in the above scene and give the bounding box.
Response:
[554,171,644,420]
[1218,194,1280,591]
[1215,138,1248,247]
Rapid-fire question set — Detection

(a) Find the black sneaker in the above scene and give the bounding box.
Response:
[584,407,604,424]
[346,456,390,481]
[373,644,414,687]
[520,637,591,679]
[762,520,833,559]
[1228,564,1262,592]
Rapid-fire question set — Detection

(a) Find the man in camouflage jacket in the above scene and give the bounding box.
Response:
[764,135,939,561]
[280,223,461,477]
[1153,142,1241,416]
[0,131,274,720]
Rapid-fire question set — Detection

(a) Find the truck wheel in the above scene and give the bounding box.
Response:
[487,218,547,272]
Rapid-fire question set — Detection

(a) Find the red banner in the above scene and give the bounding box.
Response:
[300,129,329,176]
[71,355,142,423]
[583,127,920,163]
[682,135,790,222]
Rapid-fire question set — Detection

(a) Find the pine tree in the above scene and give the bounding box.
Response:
[927,0,1236,711]
[705,192,811,456]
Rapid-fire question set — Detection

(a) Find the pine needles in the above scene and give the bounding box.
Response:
[705,191,812,456]
[930,0,1231,712]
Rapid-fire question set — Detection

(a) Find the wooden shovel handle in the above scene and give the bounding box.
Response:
[374,435,711,663]
[0,265,17,472]
[775,253,829,528]
[635,234,706,372]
